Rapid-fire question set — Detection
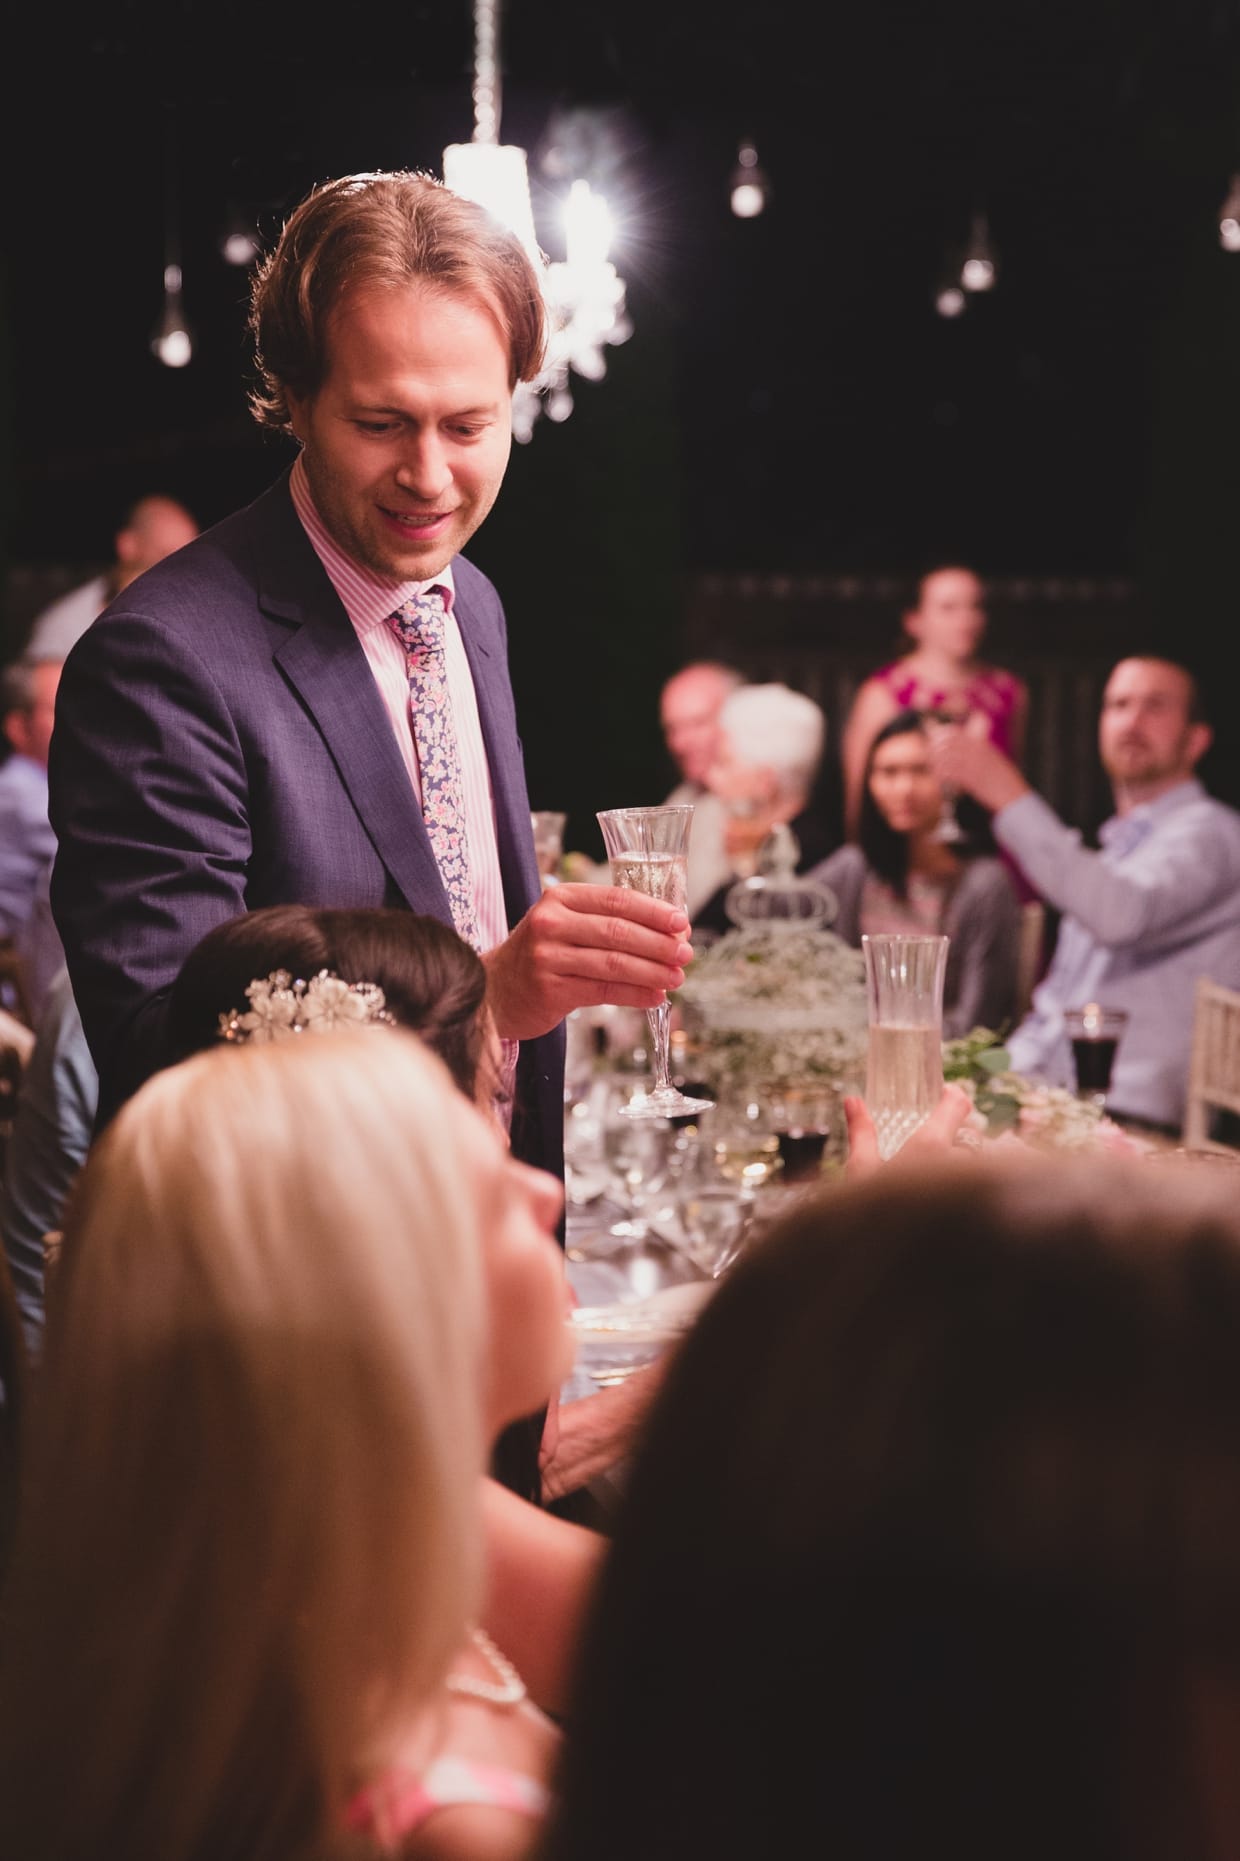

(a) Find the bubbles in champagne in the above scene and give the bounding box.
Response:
[609,852,688,911]
[865,1022,943,1159]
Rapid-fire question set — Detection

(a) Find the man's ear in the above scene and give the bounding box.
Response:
[114,525,140,568]
[901,607,922,646]
[286,393,309,445]
[1187,720,1213,769]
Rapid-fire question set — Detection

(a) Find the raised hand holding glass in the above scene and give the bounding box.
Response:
[596,805,714,1121]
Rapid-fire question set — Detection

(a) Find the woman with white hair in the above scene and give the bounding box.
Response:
[690,681,840,937]
[0,1029,572,1861]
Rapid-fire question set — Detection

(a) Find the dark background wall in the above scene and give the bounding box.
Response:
[4,0,1239,854]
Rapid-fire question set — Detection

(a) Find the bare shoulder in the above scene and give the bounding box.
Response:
[842,676,899,754]
[400,1802,546,1861]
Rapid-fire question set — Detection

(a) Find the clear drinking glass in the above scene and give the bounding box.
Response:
[531,810,567,885]
[767,1079,839,1183]
[1064,1003,1129,1113]
[861,933,950,1160]
[596,805,714,1121]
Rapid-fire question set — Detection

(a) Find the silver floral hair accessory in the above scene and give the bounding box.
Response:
[217,968,395,1044]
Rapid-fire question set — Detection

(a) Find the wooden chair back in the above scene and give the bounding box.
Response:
[1182,978,1240,1153]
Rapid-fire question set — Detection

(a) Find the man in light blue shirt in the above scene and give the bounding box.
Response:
[930,656,1240,1131]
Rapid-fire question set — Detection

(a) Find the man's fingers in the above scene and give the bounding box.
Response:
[550,881,690,936]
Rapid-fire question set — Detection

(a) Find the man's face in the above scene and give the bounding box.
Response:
[661,670,732,785]
[4,660,61,768]
[1098,658,1208,793]
[905,569,988,660]
[288,282,513,582]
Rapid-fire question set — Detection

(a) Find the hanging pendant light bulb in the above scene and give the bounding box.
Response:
[960,211,997,291]
[152,264,193,368]
[729,140,769,219]
[442,0,631,439]
[1220,173,1240,252]
[152,108,192,367]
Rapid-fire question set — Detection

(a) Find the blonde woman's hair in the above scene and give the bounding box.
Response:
[0,1030,487,1861]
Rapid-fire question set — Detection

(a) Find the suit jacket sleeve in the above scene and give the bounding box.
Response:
[48,611,252,1122]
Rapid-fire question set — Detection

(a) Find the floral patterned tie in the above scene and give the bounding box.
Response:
[390,588,480,949]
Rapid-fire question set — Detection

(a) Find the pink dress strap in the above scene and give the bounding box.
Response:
[347,1755,551,1844]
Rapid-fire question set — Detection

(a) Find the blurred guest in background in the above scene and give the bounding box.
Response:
[932,654,1240,1132]
[840,564,1028,841]
[690,681,833,934]
[0,967,95,1359]
[543,1148,1240,1861]
[0,657,60,957]
[0,1031,570,1861]
[24,493,198,661]
[809,709,1020,1037]
[659,659,744,806]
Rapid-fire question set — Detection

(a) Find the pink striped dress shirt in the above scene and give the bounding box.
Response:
[288,456,509,957]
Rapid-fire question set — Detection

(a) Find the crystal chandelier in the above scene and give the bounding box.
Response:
[442,0,632,441]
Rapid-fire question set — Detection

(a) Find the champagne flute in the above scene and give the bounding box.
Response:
[862,933,950,1160]
[596,805,715,1122]
[923,702,970,844]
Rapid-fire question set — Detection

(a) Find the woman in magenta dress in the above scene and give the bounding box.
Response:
[840,563,1035,905]
[840,564,1028,837]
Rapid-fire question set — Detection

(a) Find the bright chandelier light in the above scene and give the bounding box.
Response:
[442,0,632,441]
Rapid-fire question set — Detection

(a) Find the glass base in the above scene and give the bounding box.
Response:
[620,1087,715,1121]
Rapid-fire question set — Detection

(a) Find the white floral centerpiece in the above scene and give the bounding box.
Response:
[675,925,868,1110]
[943,1026,1150,1155]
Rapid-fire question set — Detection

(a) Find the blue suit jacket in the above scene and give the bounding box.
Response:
[47,471,565,1177]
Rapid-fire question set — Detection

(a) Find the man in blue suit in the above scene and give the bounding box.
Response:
[49,171,691,1164]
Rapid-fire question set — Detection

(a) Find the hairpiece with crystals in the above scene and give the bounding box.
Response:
[217,968,395,1044]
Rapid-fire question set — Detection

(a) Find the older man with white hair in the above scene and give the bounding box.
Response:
[688,682,836,936]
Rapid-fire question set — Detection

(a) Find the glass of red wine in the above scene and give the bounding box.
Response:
[767,1080,838,1183]
[1064,1003,1129,1114]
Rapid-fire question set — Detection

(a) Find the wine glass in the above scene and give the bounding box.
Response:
[600,1107,676,1242]
[596,805,715,1122]
[1064,1003,1129,1114]
[923,702,971,844]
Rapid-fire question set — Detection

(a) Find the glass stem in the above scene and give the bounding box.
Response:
[647,999,672,1093]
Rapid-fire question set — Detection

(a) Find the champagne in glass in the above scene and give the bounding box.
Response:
[923,703,971,845]
[596,805,715,1121]
[864,1022,944,1159]
[861,933,949,1160]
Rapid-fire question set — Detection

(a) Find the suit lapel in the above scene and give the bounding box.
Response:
[254,490,453,921]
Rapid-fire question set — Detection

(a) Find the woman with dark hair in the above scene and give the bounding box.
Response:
[164,903,501,1112]
[809,708,1020,1036]
[543,1148,1240,1861]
